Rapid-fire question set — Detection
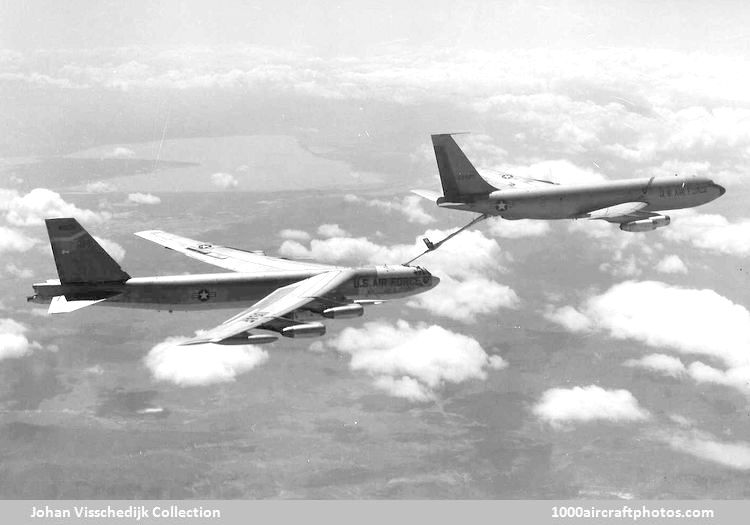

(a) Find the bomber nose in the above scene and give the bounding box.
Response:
[715,183,726,196]
[430,275,441,288]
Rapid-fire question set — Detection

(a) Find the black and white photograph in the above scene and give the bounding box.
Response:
[1,0,749,518]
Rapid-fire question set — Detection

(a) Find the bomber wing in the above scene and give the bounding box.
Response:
[135,229,335,273]
[581,201,657,223]
[181,269,355,345]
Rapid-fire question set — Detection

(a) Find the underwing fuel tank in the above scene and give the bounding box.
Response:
[281,322,326,338]
[217,333,279,345]
[322,304,364,319]
[619,215,671,232]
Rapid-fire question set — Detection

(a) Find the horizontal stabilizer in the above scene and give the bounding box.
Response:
[48,295,106,314]
[411,189,441,201]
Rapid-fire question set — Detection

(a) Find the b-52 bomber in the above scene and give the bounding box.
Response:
[28,218,439,345]
[412,134,725,250]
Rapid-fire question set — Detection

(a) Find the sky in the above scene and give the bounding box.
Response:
[2,1,750,499]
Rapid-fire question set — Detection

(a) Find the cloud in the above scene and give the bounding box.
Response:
[567,218,622,240]
[548,281,750,394]
[10,46,750,175]
[3,188,109,226]
[210,172,239,189]
[0,318,42,361]
[127,192,161,205]
[623,353,687,378]
[278,226,517,322]
[655,254,688,274]
[280,227,507,279]
[407,275,519,322]
[654,428,750,471]
[582,281,750,368]
[346,194,435,224]
[599,254,642,278]
[662,212,750,257]
[685,361,750,393]
[85,181,116,193]
[543,305,592,333]
[93,236,125,263]
[106,147,136,158]
[143,336,269,386]
[317,223,349,238]
[533,385,650,428]
[3,263,33,279]
[324,320,506,402]
[0,226,37,252]
[486,218,550,238]
[372,376,434,403]
[278,229,311,242]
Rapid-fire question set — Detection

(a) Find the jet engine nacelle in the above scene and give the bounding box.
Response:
[218,333,279,345]
[619,215,671,232]
[281,322,326,338]
[322,304,364,319]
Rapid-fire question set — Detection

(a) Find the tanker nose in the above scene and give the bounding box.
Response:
[715,183,726,196]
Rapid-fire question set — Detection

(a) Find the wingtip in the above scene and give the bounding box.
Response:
[430,131,471,138]
[134,229,161,237]
[411,189,441,201]
[178,338,213,346]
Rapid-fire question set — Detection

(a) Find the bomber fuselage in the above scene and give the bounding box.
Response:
[28,265,439,312]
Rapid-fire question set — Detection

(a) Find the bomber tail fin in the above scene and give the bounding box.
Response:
[46,218,130,284]
[431,134,497,201]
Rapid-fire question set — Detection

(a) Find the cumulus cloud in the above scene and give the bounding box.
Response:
[0,318,42,361]
[3,188,109,226]
[143,336,269,386]
[106,146,136,158]
[278,226,517,322]
[583,282,750,367]
[653,428,750,471]
[346,194,435,224]
[533,385,650,428]
[662,213,750,257]
[0,226,37,252]
[407,276,519,322]
[567,218,622,239]
[278,229,311,242]
[548,281,750,394]
[3,263,33,279]
[686,361,750,393]
[317,223,349,238]
[655,254,688,274]
[85,181,116,193]
[599,254,643,278]
[93,236,125,263]
[127,192,161,205]
[210,172,239,189]
[280,227,507,279]
[623,353,687,378]
[486,218,550,238]
[543,305,592,333]
[324,320,506,402]
[10,46,750,175]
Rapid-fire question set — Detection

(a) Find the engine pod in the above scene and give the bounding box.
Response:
[281,322,326,338]
[322,304,364,319]
[620,215,670,232]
